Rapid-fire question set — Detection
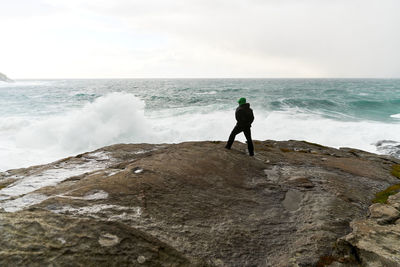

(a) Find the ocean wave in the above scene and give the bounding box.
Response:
[271,98,338,110]
[253,111,400,154]
[323,89,346,94]
[195,91,217,95]
[349,99,400,108]
[2,91,400,171]
[0,92,236,170]
[0,117,30,132]
[0,80,50,88]
[390,113,400,119]
[375,140,400,158]
[74,93,98,98]
[346,100,400,121]
[13,94,400,156]
[16,92,154,153]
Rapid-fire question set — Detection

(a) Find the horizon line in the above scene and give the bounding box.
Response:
[10,77,400,80]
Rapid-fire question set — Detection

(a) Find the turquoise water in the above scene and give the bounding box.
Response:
[1,79,400,171]
[2,79,400,120]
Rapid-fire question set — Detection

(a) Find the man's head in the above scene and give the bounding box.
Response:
[238,97,246,105]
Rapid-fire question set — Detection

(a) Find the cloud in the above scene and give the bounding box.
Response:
[1,0,399,78]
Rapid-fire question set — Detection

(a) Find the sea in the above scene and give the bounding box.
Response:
[1,78,400,172]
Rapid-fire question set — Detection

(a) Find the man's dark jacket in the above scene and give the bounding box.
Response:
[235,103,254,128]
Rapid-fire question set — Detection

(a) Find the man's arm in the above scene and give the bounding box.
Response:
[249,109,254,124]
[236,109,247,124]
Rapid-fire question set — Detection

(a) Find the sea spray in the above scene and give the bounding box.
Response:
[16,92,154,152]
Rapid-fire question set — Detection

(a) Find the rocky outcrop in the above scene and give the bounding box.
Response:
[0,72,13,82]
[334,193,400,266]
[0,140,399,266]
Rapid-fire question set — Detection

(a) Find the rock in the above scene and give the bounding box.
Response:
[0,72,13,83]
[287,176,314,188]
[387,193,400,210]
[98,233,120,247]
[0,210,190,266]
[338,219,400,266]
[0,140,399,266]
[333,192,400,266]
[137,255,146,264]
[369,203,400,224]
[282,189,303,211]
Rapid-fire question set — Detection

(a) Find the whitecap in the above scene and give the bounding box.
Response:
[195,91,217,95]
[390,113,400,119]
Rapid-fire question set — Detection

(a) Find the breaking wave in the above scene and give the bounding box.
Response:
[16,93,154,152]
[2,88,400,171]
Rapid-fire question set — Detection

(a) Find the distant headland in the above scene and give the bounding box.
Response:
[0,72,14,83]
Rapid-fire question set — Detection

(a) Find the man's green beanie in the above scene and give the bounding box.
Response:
[238,97,246,105]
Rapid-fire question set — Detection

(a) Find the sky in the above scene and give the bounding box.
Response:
[0,0,399,79]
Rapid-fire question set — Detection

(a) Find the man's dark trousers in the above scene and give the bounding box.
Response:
[226,125,254,156]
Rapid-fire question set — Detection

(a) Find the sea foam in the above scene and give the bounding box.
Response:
[0,93,151,170]
[1,91,400,171]
[16,92,154,151]
[390,113,400,119]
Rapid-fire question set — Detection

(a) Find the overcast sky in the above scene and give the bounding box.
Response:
[1,0,399,78]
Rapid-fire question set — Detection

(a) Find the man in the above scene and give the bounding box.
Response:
[225,97,254,156]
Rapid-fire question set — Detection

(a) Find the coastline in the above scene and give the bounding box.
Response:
[0,140,399,265]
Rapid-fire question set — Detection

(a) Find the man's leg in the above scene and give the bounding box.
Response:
[243,128,254,156]
[225,126,242,149]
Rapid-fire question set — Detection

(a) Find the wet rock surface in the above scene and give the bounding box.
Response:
[0,140,399,266]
